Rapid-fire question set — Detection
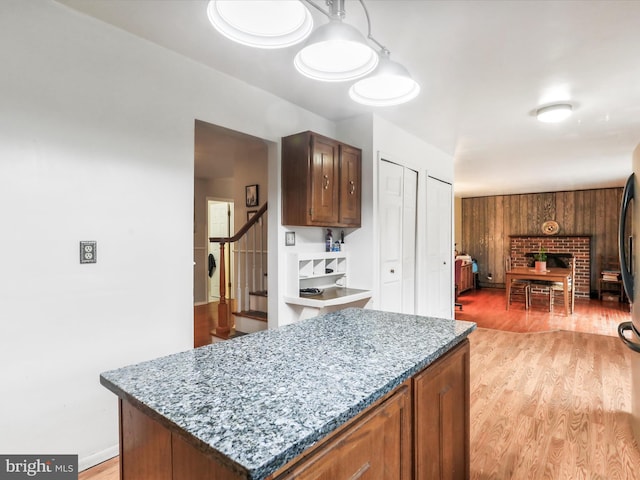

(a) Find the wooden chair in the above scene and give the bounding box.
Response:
[550,256,576,313]
[598,255,624,302]
[505,256,530,308]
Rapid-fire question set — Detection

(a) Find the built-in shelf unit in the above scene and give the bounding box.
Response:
[284,251,371,312]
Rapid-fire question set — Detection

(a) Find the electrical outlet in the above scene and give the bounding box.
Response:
[80,241,97,264]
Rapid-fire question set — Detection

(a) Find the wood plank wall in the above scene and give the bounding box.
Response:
[459,187,624,295]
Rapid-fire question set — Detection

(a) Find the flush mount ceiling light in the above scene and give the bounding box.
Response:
[207,0,313,49]
[294,1,378,82]
[536,103,573,123]
[349,50,420,106]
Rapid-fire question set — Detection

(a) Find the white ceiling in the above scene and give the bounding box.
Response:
[58,0,640,197]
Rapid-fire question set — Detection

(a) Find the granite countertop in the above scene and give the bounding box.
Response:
[100,308,476,479]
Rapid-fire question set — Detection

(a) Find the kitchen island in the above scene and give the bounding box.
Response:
[100,308,476,480]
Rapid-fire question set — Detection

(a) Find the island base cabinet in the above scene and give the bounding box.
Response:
[120,400,240,480]
[275,383,411,480]
[116,341,470,480]
[413,340,470,480]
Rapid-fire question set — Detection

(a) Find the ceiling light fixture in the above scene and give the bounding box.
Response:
[206,0,419,106]
[536,103,573,123]
[349,51,420,106]
[207,0,313,49]
[294,0,378,82]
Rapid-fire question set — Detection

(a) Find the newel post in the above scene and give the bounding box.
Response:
[216,242,230,336]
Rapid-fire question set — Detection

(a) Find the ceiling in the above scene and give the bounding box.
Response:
[58,0,640,197]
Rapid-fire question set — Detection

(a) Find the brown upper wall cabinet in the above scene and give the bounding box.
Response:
[282,131,361,227]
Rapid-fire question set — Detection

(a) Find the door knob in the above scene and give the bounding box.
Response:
[390,269,395,273]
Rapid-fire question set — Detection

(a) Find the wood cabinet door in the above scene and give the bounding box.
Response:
[339,145,361,226]
[459,264,473,293]
[413,340,470,480]
[277,384,412,480]
[309,136,339,225]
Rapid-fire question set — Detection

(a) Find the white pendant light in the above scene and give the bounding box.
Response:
[207,0,313,49]
[349,51,420,106]
[294,19,379,82]
[536,103,573,123]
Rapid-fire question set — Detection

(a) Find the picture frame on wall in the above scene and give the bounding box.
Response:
[247,210,258,222]
[245,184,258,207]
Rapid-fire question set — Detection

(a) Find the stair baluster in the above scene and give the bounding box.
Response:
[244,234,250,311]
[216,241,229,336]
[260,217,265,292]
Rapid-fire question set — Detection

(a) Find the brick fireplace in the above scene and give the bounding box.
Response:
[509,235,591,298]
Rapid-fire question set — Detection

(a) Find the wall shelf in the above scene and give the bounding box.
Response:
[285,251,371,318]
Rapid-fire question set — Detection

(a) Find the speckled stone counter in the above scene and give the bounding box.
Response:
[100,308,475,479]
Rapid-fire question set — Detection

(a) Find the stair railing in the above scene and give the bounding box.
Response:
[209,201,268,336]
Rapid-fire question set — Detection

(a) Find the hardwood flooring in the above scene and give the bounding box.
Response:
[78,457,118,480]
[193,301,217,348]
[456,287,631,337]
[82,289,639,479]
[469,327,639,479]
[193,300,237,347]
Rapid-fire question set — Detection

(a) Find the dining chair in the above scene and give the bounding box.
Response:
[549,256,576,313]
[505,256,530,308]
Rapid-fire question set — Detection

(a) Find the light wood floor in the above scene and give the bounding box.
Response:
[83,289,640,479]
[469,327,639,479]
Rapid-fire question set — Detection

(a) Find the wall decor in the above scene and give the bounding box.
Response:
[247,210,258,222]
[245,184,259,207]
[542,220,560,235]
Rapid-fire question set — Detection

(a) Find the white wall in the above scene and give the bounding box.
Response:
[0,0,333,469]
[371,115,454,315]
[0,1,454,468]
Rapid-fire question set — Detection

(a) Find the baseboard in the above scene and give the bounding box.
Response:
[79,445,118,472]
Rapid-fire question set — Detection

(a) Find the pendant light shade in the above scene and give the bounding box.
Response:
[536,103,573,123]
[349,52,420,106]
[207,0,313,49]
[294,20,379,82]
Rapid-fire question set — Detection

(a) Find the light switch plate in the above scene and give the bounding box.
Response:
[80,241,97,264]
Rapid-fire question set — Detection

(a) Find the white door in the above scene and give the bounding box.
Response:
[425,176,453,318]
[378,160,417,313]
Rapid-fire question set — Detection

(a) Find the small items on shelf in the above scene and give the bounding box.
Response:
[601,270,621,281]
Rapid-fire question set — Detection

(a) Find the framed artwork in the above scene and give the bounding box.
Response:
[285,231,296,246]
[247,210,257,222]
[245,184,259,207]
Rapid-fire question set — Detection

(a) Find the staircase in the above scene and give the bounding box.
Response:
[209,202,268,340]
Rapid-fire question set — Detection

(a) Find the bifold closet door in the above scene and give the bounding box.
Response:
[378,160,417,314]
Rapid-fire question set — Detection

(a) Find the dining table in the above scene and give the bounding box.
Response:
[506,267,573,316]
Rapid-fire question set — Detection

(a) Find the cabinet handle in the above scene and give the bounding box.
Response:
[349,180,355,195]
[390,269,395,274]
[323,174,330,190]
